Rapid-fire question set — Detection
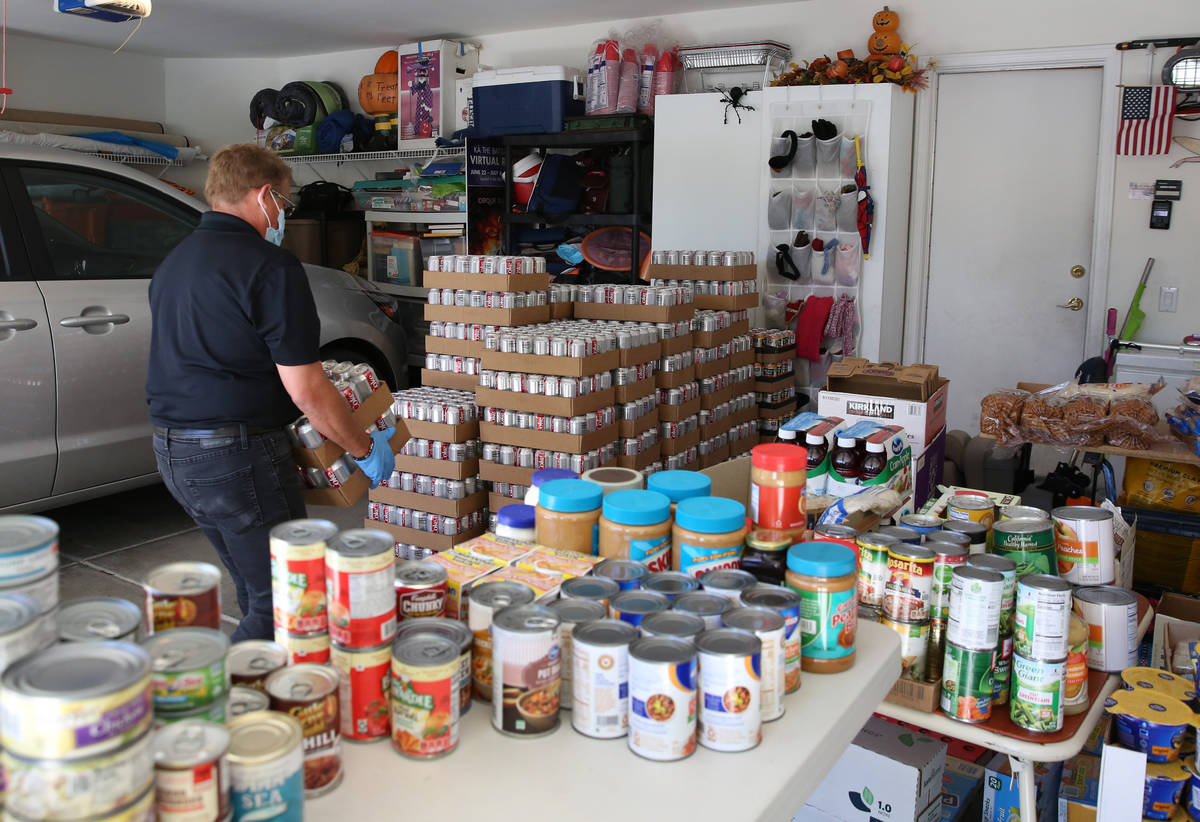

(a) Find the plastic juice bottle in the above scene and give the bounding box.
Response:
[805,433,829,495]
[827,436,862,496]
[860,441,888,484]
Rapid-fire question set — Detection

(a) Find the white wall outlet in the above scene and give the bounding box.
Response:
[1159,286,1179,313]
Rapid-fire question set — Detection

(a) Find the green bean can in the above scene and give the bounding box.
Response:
[991,518,1056,577]
[1010,652,1064,733]
[991,633,1013,707]
[967,554,1016,636]
[939,641,995,723]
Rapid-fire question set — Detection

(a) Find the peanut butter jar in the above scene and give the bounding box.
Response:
[535,479,603,555]
[672,496,747,578]
[599,490,672,573]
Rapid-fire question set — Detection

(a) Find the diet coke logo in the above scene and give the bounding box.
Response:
[399,589,445,616]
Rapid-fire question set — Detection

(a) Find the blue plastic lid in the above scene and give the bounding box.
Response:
[532,468,577,487]
[603,490,670,527]
[787,541,857,578]
[538,479,603,513]
[497,504,535,529]
[647,471,712,503]
[674,497,745,535]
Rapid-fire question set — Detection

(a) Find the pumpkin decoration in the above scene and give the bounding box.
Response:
[358,74,398,115]
[872,6,899,32]
[374,49,399,74]
[868,5,903,56]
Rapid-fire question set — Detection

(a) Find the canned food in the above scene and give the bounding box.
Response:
[593,558,648,591]
[992,633,1014,707]
[925,530,971,550]
[947,494,995,528]
[610,590,671,627]
[627,637,698,761]
[939,641,995,723]
[559,576,620,607]
[1000,505,1050,521]
[273,630,330,665]
[393,559,449,622]
[928,619,946,683]
[393,617,473,717]
[1053,506,1115,585]
[228,686,269,718]
[144,562,223,633]
[491,605,561,738]
[3,729,153,820]
[269,520,338,634]
[966,554,1016,637]
[264,664,342,796]
[548,599,607,712]
[883,544,935,622]
[940,520,989,554]
[227,711,304,822]
[389,634,460,759]
[152,695,228,729]
[930,544,968,623]
[59,597,142,644]
[0,641,152,759]
[992,517,1056,576]
[877,526,923,546]
[1064,613,1090,716]
[143,628,230,713]
[326,530,396,648]
[722,607,785,722]
[227,640,287,691]
[856,533,896,608]
[0,516,59,586]
[698,569,758,601]
[1014,575,1072,661]
[1072,585,1138,671]
[0,592,54,667]
[740,585,802,694]
[672,591,733,630]
[898,514,944,537]
[638,611,706,643]
[695,628,762,752]
[946,566,1004,651]
[882,616,930,682]
[642,572,700,601]
[469,581,535,701]
[153,720,231,822]
[571,619,638,739]
[330,643,391,742]
[1010,653,1064,733]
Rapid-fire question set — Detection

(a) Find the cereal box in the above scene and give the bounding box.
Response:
[429,551,505,620]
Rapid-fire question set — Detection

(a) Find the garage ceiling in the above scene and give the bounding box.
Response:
[12,0,781,57]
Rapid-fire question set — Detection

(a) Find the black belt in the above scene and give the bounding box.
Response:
[154,424,281,440]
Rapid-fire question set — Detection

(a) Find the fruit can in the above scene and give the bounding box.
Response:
[939,641,995,723]
[491,605,562,738]
[1009,653,1065,733]
[855,533,895,608]
[143,628,231,714]
[330,642,391,742]
[627,637,698,761]
[227,640,288,691]
[264,664,342,797]
[883,544,935,622]
[695,628,762,752]
[325,530,396,648]
[144,561,223,634]
[153,719,231,822]
[740,584,802,694]
[389,633,460,759]
[571,619,638,739]
[992,633,1014,707]
[947,494,995,528]
[1014,574,1072,661]
[992,517,1056,577]
[1053,506,1115,585]
[930,544,968,623]
[945,566,1003,651]
[881,616,929,682]
[966,554,1016,636]
[269,520,337,635]
[549,598,607,711]
[721,607,786,722]
[469,581,535,701]
[227,711,304,822]
[1073,585,1138,672]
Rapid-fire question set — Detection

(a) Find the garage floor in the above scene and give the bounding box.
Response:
[46,484,365,634]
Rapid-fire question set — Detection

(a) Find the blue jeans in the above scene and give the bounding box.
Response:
[153,428,306,642]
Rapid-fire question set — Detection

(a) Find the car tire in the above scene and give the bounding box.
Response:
[319,345,398,389]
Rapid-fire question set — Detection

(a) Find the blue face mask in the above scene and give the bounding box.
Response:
[259,190,286,246]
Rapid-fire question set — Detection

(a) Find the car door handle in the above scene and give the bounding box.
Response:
[59,314,131,328]
[0,318,37,332]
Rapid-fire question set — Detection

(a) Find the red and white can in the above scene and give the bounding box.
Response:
[153,719,231,822]
[394,560,448,621]
[331,642,391,742]
[270,519,336,635]
[275,629,331,665]
[334,380,361,410]
[325,529,397,648]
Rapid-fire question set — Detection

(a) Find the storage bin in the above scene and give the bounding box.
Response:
[370,231,420,285]
[397,39,480,148]
[472,66,585,137]
[351,176,466,212]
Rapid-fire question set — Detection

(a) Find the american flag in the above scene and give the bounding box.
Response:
[1117,85,1177,156]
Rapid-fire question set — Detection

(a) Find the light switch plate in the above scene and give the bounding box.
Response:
[1159,286,1179,313]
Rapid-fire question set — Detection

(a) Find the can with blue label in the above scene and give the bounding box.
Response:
[696,628,762,752]
[228,711,303,822]
[740,584,802,694]
[628,637,698,761]
[593,558,648,592]
[610,590,670,627]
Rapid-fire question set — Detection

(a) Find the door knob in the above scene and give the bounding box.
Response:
[1070,265,1086,279]
[1057,297,1084,311]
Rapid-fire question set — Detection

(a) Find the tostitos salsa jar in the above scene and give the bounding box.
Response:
[785,541,858,674]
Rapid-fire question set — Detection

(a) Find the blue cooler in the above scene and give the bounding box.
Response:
[472,66,584,137]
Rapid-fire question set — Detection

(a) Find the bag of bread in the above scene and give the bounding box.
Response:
[980,389,1029,443]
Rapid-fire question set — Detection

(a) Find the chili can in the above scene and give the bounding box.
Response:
[1010,653,1065,733]
[966,554,1016,637]
[548,598,607,712]
[393,617,473,717]
[264,664,342,797]
[469,581,535,701]
[491,605,561,738]
[227,711,304,822]
[227,640,287,691]
[992,633,1014,707]
[269,520,338,635]
[696,628,762,752]
[571,619,638,739]
[628,637,698,761]
[946,566,1004,651]
[59,597,143,644]
[722,607,785,722]
[1053,506,1116,585]
[992,517,1057,577]
[144,562,223,634]
[394,560,448,621]
[153,720,231,822]
[273,630,330,665]
[330,642,391,742]
[883,544,935,622]
[1073,585,1138,671]
[930,544,969,623]
[143,628,230,714]
[882,616,930,682]
[856,532,896,608]
[939,641,995,723]
[228,686,269,719]
[1014,574,1072,661]
[325,529,396,648]
[389,633,460,759]
[0,592,54,669]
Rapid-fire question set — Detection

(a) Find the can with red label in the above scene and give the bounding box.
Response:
[394,560,448,621]
[325,529,396,648]
[883,544,935,623]
[270,520,337,636]
[144,562,223,634]
[330,642,391,742]
[265,663,342,798]
[274,629,331,665]
[153,719,231,822]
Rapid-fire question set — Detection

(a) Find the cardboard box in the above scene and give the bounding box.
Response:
[617,442,661,471]
[476,386,614,418]
[699,416,733,442]
[424,336,486,358]
[293,386,400,469]
[489,492,523,513]
[919,487,1023,518]
[940,756,986,822]
[1056,753,1100,822]
[660,428,700,457]
[660,395,701,423]
[818,381,950,454]
[694,319,751,348]
[420,369,478,391]
[427,549,505,620]
[422,270,549,292]
[877,716,992,764]
[479,422,616,455]
[479,349,619,378]
[573,302,694,324]
[402,418,479,442]
[423,304,550,326]
[620,342,661,367]
[914,426,947,510]
[695,292,759,311]
[729,432,758,458]
[797,801,942,822]
[396,39,479,148]
[618,411,659,439]
[393,455,479,481]
[646,263,757,281]
[729,348,755,369]
[479,460,534,487]
[826,358,942,402]
[550,301,573,319]
[883,675,941,712]
[756,349,794,364]
[732,404,759,427]
[615,380,657,404]
[807,715,947,822]
[369,487,487,518]
[699,444,730,469]
[981,754,1062,822]
[305,470,369,507]
[657,366,696,389]
[760,401,797,420]
[363,519,486,554]
[701,384,735,411]
[660,333,694,357]
[695,356,730,381]
[1151,592,1200,669]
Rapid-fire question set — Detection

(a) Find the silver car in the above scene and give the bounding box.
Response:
[0,147,408,512]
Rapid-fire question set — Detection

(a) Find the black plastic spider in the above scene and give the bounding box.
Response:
[720,86,755,124]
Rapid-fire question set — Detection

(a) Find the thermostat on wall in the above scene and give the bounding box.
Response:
[1150,199,1172,230]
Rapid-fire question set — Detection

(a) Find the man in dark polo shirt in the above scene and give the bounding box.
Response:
[147,144,395,641]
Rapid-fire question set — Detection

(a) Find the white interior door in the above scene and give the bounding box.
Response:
[923,67,1102,434]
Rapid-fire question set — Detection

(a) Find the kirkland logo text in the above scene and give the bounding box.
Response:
[845,400,895,419]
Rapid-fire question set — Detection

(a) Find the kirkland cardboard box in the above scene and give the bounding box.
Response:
[806,716,947,822]
[981,754,1062,822]
[818,382,949,454]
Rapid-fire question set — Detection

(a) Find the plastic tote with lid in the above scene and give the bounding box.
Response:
[472,66,586,137]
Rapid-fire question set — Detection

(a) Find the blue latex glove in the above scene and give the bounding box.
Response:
[353,428,396,489]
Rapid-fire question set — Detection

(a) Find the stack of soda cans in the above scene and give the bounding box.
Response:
[750,326,795,439]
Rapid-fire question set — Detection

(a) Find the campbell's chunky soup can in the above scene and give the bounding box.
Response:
[394,560,448,621]
[270,520,337,635]
[144,561,223,634]
[227,711,304,822]
[264,663,342,797]
[491,605,562,738]
[627,637,698,761]
[325,530,396,648]
[389,633,460,759]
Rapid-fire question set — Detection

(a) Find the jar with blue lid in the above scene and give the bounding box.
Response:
[785,541,858,673]
[599,490,672,572]
[534,479,603,555]
[671,496,747,578]
[495,504,536,543]
[523,468,578,507]
[647,471,712,512]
